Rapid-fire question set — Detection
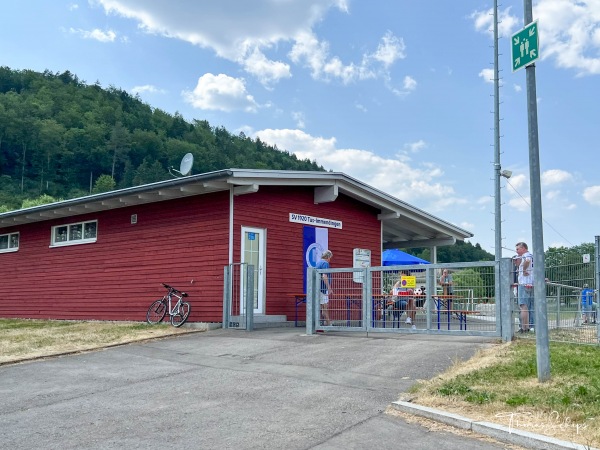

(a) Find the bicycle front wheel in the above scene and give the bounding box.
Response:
[147,299,167,324]
[171,302,191,327]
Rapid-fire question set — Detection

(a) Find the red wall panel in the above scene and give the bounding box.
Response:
[0,185,383,324]
[0,192,230,322]
[234,186,381,321]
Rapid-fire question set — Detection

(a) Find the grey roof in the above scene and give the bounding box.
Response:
[0,169,472,248]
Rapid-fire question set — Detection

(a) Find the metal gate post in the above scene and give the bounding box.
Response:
[306,267,316,334]
[223,265,231,328]
[425,266,435,330]
[364,268,371,329]
[500,258,512,342]
[245,264,254,331]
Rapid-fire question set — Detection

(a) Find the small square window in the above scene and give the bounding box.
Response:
[0,232,19,253]
[51,220,97,247]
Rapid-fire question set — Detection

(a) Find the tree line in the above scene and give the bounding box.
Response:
[3,67,591,265]
[0,66,323,210]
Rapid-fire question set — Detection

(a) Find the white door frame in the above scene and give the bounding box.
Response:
[241,227,266,315]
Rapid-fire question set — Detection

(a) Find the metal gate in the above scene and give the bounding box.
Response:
[308,261,505,337]
[223,263,254,330]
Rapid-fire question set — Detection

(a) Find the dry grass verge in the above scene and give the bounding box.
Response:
[0,318,199,365]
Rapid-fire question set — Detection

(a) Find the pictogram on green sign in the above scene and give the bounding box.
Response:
[511,21,539,72]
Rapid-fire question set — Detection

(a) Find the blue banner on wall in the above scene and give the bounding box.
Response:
[303,226,328,293]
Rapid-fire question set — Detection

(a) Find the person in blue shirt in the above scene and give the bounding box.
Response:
[581,284,597,324]
[316,250,333,326]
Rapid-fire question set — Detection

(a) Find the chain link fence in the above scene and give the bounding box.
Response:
[511,238,599,345]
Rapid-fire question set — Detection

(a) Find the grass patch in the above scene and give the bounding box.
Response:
[410,340,600,447]
[0,318,197,364]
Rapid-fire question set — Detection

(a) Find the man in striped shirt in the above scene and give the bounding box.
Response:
[516,242,534,333]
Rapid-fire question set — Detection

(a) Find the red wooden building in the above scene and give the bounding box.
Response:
[0,169,472,324]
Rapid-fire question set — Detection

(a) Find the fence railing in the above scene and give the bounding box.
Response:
[308,262,501,336]
[306,255,600,346]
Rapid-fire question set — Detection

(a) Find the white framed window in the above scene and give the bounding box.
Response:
[0,232,19,253]
[51,220,97,247]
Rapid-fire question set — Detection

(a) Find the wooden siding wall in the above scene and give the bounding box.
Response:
[0,192,230,322]
[234,186,381,321]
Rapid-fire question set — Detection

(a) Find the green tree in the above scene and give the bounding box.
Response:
[21,194,61,208]
[107,122,130,180]
[133,159,168,185]
[92,174,116,194]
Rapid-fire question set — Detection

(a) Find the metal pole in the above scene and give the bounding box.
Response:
[245,265,254,331]
[524,0,550,382]
[595,236,599,342]
[493,0,507,340]
[222,265,231,328]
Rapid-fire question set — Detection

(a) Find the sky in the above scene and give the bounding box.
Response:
[2,0,599,258]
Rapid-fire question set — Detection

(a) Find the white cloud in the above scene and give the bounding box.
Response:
[242,48,291,86]
[535,0,600,75]
[478,68,494,84]
[513,84,522,92]
[508,173,528,191]
[131,84,165,95]
[69,27,117,42]
[291,111,306,129]
[96,0,408,86]
[371,30,406,67]
[509,196,531,212]
[290,30,403,84]
[472,2,600,76]
[541,169,572,186]
[471,6,520,38]
[583,185,600,205]
[404,140,426,153]
[403,75,417,91]
[182,73,259,112]
[253,128,462,208]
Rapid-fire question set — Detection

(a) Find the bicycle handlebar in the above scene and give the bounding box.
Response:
[162,282,188,297]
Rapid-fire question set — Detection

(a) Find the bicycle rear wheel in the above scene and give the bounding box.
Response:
[147,299,167,324]
[171,302,191,327]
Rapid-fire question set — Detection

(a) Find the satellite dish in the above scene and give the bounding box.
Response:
[169,153,194,177]
[179,153,194,176]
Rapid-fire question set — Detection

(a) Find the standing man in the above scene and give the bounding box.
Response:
[316,250,333,326]
[516,242,534,333]
[439,269,454,296]
[581,284,597,324]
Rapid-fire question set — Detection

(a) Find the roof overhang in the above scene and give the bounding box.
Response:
[0,169,472,248]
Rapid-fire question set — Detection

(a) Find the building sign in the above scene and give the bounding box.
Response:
[289,213,342,229]
[353,248,371,283]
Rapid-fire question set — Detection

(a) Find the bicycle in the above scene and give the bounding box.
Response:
[146,283,191,327]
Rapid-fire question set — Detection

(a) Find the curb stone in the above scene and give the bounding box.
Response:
[391,401,597,450]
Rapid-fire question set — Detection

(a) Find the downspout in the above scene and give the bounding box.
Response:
[229,186,234,264]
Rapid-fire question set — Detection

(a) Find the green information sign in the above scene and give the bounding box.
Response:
[511,21,539,72]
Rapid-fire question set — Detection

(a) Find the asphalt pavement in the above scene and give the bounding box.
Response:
[0,327,585,449]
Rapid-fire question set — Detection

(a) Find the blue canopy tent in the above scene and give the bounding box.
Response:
[382,249,430,266]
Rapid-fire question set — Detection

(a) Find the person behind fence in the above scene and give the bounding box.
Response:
[391,270,416,330]
[581,284,597,324]
[516,241,534,333]
[316,249,333,326]
[439,269,454,296]
[387,273,409,325]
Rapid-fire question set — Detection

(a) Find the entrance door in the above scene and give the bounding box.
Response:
[241,227,265,315]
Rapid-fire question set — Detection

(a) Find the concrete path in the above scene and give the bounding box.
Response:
[0,328,530,449]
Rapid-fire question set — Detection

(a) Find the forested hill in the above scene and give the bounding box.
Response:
[0,67,323,209]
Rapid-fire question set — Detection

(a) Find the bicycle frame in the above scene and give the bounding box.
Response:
[165,290,184,317]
